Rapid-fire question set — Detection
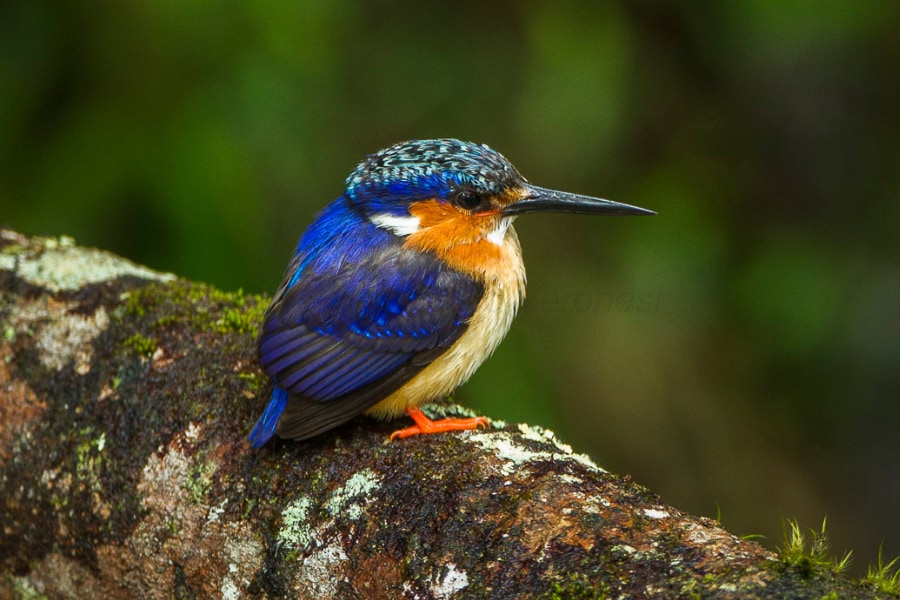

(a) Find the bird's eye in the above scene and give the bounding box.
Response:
[451,191,485,212]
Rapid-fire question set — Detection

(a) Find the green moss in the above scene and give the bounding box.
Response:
[124,333,158,357]
[216,305,263,335]
[152,314,180,328]
[678,578,699,599]
[49,487,68,510]
[121,288,158,318]
[242,497,258,519]
[8,574,48,600]
[778,519,852,579]
[863,546,900,595]
[119,281,267,337]
[74,428,105,494]
[238,372,263,393]
[184,460,216,504]
[542,573,607,600]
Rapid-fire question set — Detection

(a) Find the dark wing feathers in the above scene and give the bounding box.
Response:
[257,234,484,440]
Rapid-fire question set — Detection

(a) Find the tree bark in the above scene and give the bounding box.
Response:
[0,227,879,599]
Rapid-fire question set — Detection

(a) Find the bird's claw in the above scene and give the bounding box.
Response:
[389,408,489,440]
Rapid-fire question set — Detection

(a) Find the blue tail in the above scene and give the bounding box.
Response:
[249,387,288,448]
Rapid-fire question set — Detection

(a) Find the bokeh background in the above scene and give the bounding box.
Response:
[3,0,899,573]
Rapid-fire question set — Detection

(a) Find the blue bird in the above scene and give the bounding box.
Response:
[249,139,654,447]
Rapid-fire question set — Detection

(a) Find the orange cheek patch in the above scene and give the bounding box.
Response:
[407,200,471,234]
[404,199,506,278]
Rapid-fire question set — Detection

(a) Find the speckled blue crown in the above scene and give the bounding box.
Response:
[345,139,523,214]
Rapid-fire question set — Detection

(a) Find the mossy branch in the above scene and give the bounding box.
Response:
[0,228,887,599]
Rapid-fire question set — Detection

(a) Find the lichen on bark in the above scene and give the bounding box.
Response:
[0,228,886,599]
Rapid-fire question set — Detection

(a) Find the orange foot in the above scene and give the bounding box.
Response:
[389,406,489,441]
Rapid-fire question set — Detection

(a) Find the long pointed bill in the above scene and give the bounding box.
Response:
[503,185,655,217]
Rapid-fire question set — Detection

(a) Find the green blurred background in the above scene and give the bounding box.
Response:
[3,0,899,572]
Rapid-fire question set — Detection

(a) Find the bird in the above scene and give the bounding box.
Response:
[249,139,654,447]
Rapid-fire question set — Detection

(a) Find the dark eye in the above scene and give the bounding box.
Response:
[452,191,485,212]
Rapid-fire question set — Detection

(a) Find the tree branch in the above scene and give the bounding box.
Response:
[0,227,878,598]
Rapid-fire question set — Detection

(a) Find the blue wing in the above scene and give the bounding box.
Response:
[250,200,484,444]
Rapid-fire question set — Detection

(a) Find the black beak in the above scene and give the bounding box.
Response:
[503,185,655,217]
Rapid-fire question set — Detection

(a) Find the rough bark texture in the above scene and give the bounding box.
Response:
[0,227,883,599]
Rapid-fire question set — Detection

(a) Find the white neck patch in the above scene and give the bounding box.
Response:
[369,213,421,236]
[486,217,513,246]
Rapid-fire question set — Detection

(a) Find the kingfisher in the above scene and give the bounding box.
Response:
[249,139,653,447]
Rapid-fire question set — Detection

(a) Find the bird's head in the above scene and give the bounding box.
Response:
[345,139,653,268]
